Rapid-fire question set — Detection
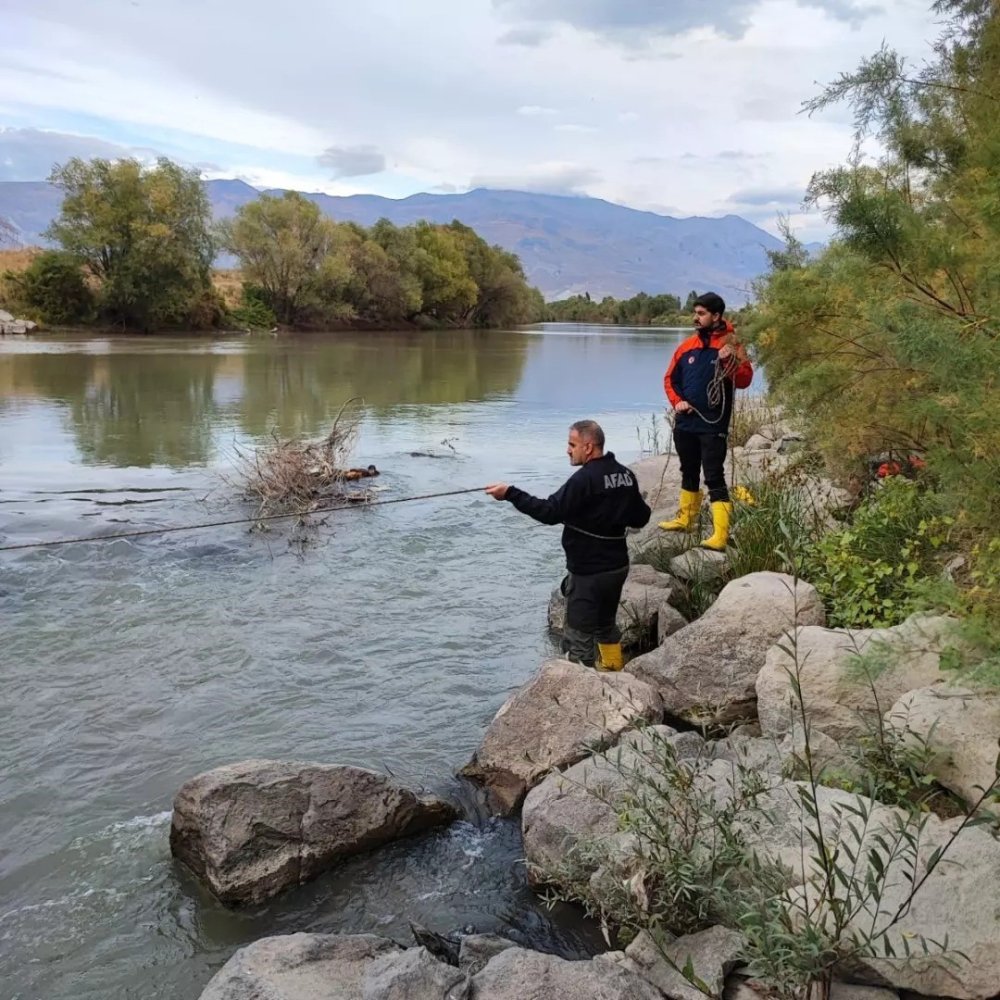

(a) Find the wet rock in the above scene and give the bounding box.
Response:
[457,934,518,976]
[756,615,954,743]
[460,659,663,815]
[627,572,824,727]
[612,925,745,1000]
[547,563,686,651]
[885,685,1000,808]
[170,761,457,904]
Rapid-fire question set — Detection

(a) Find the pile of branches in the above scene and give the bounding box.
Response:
[235,398,376,520]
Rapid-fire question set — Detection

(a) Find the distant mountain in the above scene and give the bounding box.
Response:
[0,180,801,304]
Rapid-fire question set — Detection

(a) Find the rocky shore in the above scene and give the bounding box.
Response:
[177,437,1000,1000]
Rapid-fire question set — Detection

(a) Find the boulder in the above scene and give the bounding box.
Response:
[198,933,406,999]
[742,781,1000,1000]
[713,725,856,784]
[471,945,666,1000]
[612,925,745,1000]
[885,686,1000,808]
[669,546,729,583]
[170,761,457,904]
[627,573,824,727]
[460,659,663,815]
[743,433,774,452]
[547,564,686,651]
[521,726,707,879]
[361,946,468,998]
[457,934,517,976]
[726,979,899,1000]
[756,616,954,743]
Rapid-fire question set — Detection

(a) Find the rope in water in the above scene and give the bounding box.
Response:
[0,481,548,554]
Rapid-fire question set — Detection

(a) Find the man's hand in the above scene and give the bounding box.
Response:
[718,344,733,360]
[484,483,509,500]
[674,400,692,413]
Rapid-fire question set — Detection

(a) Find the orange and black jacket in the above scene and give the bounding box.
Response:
[663,321,753,435]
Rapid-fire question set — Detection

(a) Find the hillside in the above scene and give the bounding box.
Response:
[0,181,794,303]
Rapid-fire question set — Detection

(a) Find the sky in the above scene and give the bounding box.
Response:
[1,0,942,241]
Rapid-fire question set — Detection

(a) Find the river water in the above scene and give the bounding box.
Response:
[0,324,688,999]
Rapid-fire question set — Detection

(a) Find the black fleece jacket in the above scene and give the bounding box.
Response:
[504,452,651,574]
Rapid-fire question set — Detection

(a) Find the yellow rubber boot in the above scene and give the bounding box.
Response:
[658,489,702,532]
[701,501,733,551]
[596,642,624,672]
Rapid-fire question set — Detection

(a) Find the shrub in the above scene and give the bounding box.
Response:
[16,250,94,324]
[803,478,952,628]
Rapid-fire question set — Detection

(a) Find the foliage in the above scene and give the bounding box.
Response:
[221,203,542,329]
[802,479,952,628]
[227,283,277,331]
[0,215,20,248]
[46,157,217,330]
[12,250,95,324]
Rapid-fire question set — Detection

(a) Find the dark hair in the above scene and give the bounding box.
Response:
[693,291,726,317]
[570,419,605,448]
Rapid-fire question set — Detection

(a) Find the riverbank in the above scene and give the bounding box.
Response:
[187,432,1000,1000]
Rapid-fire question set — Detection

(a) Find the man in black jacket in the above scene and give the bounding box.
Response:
[485,420,651,670]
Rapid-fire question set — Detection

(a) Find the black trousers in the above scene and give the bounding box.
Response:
[673,429,730,503]
[561,566,629,666]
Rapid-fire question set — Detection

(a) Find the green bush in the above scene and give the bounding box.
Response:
[228,284,276,330]
[803,478,951,628]
[17,250,94,324]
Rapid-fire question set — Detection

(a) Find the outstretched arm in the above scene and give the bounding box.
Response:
[484,477,582,526]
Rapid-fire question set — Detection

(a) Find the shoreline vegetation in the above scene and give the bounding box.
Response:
[0,164,729,336]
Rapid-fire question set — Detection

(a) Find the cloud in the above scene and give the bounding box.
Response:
[727,184,805,206]
[0,127,159,181]
[470,162,601,195]
[317,144,386,178]
[492,0,878,42]
[498,25,553,45]
[517,104,559,116]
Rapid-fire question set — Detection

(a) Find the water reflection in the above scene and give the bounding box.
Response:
[0,330,530,467]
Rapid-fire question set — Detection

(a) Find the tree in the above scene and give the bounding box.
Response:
[218,191,340,326]
[411,222,477,322]
[46,157,216,330]
[17,251,95,324]
[683,290,700,311]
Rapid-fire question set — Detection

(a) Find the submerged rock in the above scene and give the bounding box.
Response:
[460,658,663,815]
[170,761,457,905]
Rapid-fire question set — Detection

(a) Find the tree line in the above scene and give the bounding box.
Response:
[541,289,755,327]
[0,158,545,332]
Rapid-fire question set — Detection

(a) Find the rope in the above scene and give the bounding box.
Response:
[0,484,530,554]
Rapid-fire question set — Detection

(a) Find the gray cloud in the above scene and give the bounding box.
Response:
[498,25,553,45]
[0,128,159,181]
[317,144,386,178]
[469,163,600,195]
[493,0,877,42]
[727,185,804,206]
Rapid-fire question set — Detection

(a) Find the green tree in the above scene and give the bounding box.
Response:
[411,222,477,322]
[218,191,339,325]
[46,157,217,330]
[16,250,95,324]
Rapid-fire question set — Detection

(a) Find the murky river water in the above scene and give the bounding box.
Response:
[0,325,689,999]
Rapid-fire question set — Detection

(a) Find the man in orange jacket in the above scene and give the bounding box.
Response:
[659,292,753,550]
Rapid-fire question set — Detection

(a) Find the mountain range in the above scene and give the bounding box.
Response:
[0,180,808,303]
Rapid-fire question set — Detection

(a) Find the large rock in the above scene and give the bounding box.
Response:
[461,658,663,815]
[170,761,457,904]
[547,563,687,650]
[627,573,824,727]
[198,933,408,999]
[669,547,729,583]
[472,945,665,1000]
[885,685,1000,808]
[756,615,954,743]
[612,926,745,1000]
[522,726,708,879]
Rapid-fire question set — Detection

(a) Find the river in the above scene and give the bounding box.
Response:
[0,324,689,999]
